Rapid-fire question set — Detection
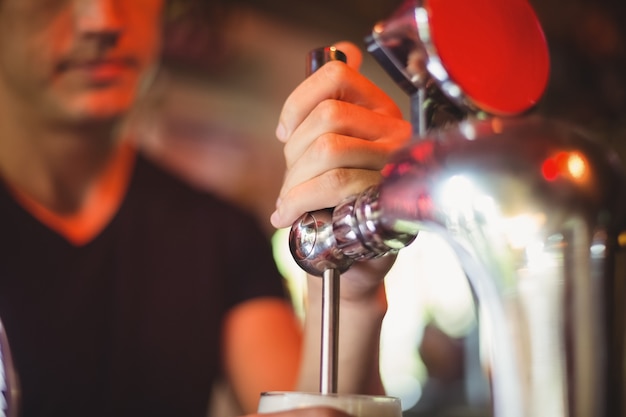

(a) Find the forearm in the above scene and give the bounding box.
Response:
[296,274,387,394]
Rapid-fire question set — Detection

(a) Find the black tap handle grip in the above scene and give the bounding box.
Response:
[306,46,347,77]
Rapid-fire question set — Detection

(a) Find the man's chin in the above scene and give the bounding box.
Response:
[50,93,136,126]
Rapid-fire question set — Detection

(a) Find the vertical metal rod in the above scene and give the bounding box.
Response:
[306,46,347,394]
[320,268,340,394]
[410,86,427,137]
[304,46,347,395]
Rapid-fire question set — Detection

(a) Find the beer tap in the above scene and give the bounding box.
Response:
[290,0,626,415]
[290,0,551,278]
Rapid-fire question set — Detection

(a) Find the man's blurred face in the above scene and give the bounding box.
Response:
[0,0,164,124]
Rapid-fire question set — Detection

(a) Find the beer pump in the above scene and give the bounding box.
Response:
[290,0,626,415]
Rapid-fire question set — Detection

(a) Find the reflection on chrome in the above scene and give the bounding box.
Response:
[380,115,626,416]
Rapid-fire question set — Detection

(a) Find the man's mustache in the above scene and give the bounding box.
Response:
[55,36,138,73]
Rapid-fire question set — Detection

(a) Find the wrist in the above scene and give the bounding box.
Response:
[306,272,388,319]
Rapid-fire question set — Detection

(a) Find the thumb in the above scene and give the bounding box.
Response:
[332,41,363,70]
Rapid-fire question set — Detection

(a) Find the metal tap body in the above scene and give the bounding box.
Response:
[305,116,626,416]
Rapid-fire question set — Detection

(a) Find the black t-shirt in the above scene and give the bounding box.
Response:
[0,153,287,417]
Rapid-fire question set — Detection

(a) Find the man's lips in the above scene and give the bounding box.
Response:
[56,57,137,82]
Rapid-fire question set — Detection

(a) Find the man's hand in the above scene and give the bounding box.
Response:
[270,41,411,300]
[270,41,411,231]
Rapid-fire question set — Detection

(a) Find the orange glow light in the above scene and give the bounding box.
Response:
[541,151,587,182]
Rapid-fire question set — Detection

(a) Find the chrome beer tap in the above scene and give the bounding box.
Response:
[289,0,626,415]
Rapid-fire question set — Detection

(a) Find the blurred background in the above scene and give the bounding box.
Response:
[126,0,626,415]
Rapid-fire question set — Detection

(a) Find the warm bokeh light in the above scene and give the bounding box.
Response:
[541,151,588,182]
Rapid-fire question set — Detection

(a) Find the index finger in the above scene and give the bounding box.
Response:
[275,46,402,142]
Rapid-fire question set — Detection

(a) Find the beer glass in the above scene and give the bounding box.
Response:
[257,391,402,417]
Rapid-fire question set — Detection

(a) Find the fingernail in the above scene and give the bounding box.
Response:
[270,210,281,227]
[276,123,287,141]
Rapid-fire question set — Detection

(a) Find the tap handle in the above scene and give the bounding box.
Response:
[290,185,417,277]
[300,47,350,393]
[289,208,354,277]
[306,46,347,76]
[289,47,351,278]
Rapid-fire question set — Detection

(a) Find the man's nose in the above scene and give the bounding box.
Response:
[74,0,123,41]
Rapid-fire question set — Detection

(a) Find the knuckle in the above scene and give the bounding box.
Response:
[310,132,344,161]
[314,99,344,123]
[321,168,352,192]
